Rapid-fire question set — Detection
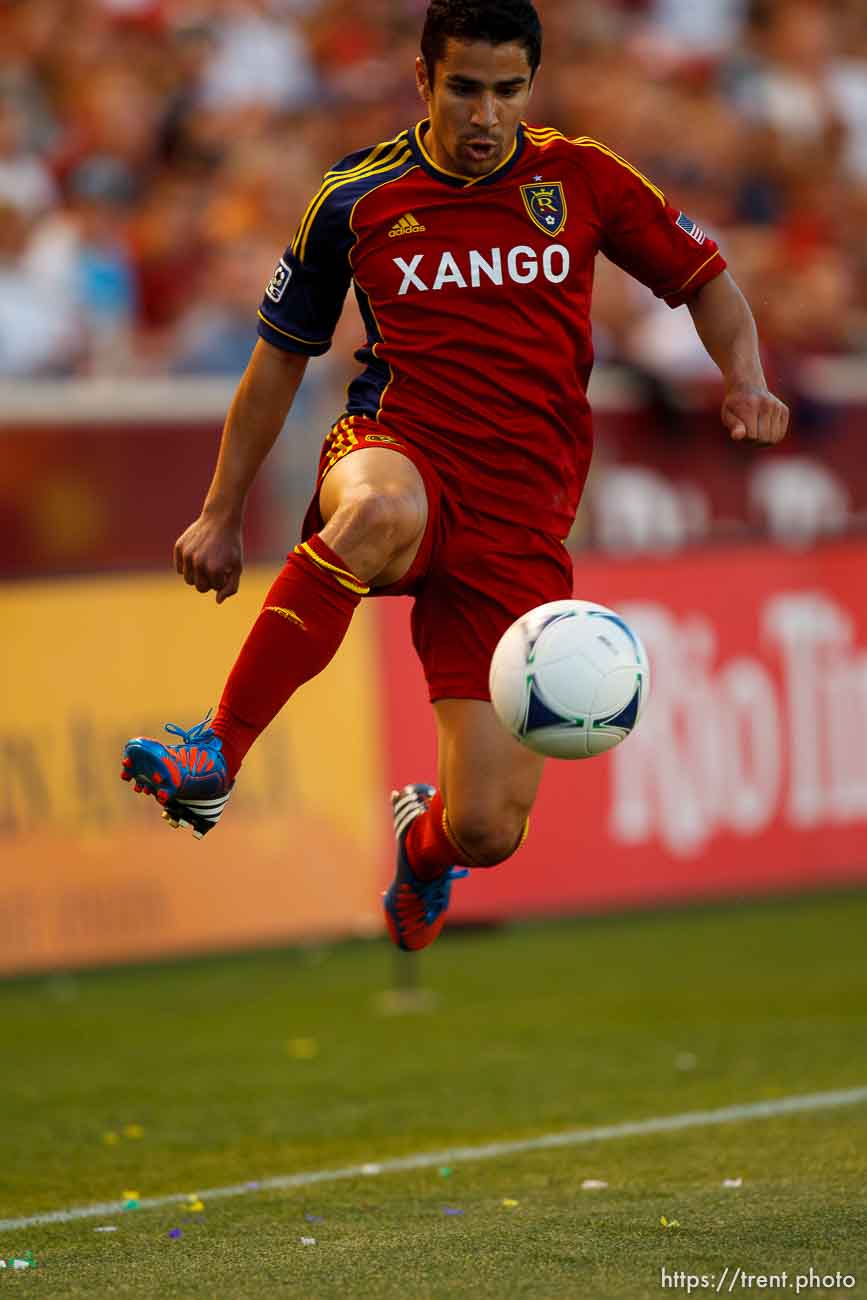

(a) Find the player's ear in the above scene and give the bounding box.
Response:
[416,54,432,105]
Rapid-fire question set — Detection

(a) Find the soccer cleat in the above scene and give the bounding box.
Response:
[383,783,469,951]
[121,713,233,839]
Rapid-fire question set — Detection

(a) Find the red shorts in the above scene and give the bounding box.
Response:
[302,415,573,702]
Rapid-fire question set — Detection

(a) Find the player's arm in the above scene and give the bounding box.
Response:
[175,341,308,604]
[687,269,789,446]
[590,144,788,446]
[176,180,355,602]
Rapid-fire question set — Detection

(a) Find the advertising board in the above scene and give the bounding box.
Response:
[0,571,385,972]
[379,539,867,918]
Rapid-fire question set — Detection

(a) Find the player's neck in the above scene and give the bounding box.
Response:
[419,119,516,182]
[420,121,463,176]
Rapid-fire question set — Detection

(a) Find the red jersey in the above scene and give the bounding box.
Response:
[258,120,726,536]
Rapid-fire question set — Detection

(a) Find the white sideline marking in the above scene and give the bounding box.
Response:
[2,1086,865,1233]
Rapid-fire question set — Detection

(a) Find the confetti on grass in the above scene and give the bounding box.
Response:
[182,1196,205,1213]
[305,1214,324,1223]
[168,1229,182,1240]
[0,1251,38,1270]
[723,1178,743,1188]
[581,1179,608,1190]
[438,1167,453,1178]
[94,1226,118,1233]
[104,1125,143,1145]
[122,1190,140,1210]
[501,1199,520,1208]
[660,1216,680,1229]
[442,1207,464,1216]
[300,1237,316,1246]
[287,1038,319,1059]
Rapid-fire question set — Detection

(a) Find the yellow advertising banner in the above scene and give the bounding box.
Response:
[0,569,387,973]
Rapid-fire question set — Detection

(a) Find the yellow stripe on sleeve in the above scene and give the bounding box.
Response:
[292,140,411,261]
[291,132,408,256]
[571,137,666,205]
[257,310,330,348]
[675,249,723,296]
[524,126,564,142]
[524,127,666,206]
[322,131,407,180]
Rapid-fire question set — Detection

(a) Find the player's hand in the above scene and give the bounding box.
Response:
[721,384,789,446]
[174,513,243,604]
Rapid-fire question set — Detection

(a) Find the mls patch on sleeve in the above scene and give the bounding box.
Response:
[265,258,292,303]
[676,212,706,245]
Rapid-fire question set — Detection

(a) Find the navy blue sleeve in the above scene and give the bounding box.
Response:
[257,183,354,357]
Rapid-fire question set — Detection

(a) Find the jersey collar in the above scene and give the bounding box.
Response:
[409,119,524,188]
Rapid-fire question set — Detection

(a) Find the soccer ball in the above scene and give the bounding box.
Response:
[489,599,650,759]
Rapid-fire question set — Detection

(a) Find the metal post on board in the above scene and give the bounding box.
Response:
[374,947,438,1015]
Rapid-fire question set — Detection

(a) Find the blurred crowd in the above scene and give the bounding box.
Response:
[0,0,865,384]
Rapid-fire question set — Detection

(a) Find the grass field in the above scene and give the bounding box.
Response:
[1,891,866,1298]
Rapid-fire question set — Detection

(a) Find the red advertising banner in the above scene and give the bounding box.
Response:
[0,421,271,579]
[378,538,867,919]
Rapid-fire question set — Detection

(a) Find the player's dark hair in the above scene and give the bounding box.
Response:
[421,0,542,84]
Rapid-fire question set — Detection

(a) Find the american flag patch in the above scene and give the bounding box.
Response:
[676,212,706,245]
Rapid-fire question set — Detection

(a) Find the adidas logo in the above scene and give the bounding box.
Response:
[388,212,426,238]
[264,605,306,629]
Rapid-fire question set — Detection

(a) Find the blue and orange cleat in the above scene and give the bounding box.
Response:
[120,713,233,839]
[383,784,469,951]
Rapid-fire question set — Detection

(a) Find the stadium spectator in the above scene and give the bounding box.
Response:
[0,97,58,217]
[0,0,863,390]
[198,0,318,111]
[169,233,272,374]
[0,201,79,375]
[24,156,138,374]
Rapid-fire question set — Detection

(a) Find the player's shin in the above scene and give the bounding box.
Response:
[213,534,369,777]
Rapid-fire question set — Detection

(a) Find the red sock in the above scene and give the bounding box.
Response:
[404,790,470,881]
[213,535,368,777]
[404,791,531,880]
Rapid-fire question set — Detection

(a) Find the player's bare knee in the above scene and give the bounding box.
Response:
[449,810,527,868]
[343,483,424,555]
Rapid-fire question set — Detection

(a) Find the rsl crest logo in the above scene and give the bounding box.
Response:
[520,182,567,237]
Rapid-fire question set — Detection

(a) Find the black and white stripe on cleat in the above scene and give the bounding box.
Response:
[391,783,436,841]
[161,791,232,840]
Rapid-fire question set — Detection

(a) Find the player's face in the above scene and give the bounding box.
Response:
[416,39,535,179]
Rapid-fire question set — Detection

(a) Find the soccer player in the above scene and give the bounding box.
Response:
[122,0,789,951]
